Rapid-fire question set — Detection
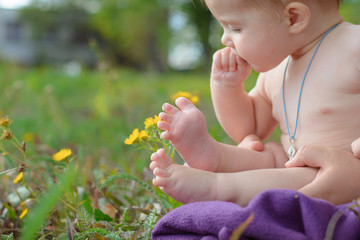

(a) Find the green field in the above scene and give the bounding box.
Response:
[0,63,262,238]
[1,64,256,171]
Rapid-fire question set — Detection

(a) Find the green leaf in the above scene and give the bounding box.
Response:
[94,208,113,222]
[20,165,77,240]
[3,203,16,221]
[79,192,93,215]
[1,233,14,240]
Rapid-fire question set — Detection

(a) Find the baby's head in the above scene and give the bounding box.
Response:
[251,0,342,13]
[204,0,343,72]
[203,0,342,15]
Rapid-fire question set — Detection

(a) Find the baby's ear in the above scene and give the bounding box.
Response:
[283,2,311,34]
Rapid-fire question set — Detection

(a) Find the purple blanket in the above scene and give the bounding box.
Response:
[152,189,360,240]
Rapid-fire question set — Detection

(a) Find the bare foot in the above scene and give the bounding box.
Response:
[149,149,217,204]
[157,97,219,171]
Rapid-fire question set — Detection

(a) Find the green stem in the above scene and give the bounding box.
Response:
[10,139,46,190]
[154,136,175,162]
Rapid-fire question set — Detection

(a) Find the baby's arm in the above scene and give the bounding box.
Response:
[211,47,276,142]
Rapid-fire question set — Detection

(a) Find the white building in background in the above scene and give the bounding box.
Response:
[0,8,97,66]
[0,8,34,64]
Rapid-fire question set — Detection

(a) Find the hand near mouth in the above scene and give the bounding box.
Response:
[211,47,252,87]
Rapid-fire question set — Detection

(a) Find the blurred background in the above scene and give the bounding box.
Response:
[0,0,221,71]
[0,0,359,176]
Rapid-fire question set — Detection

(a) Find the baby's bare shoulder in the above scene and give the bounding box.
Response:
[338,23,360,54]
[334,23,360,75]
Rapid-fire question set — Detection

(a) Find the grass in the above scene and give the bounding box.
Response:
[0,62,263,238]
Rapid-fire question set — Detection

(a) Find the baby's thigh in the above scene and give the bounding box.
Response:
[263,141,289,168]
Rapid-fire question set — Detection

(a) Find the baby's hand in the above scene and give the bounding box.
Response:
[211,47,252,87]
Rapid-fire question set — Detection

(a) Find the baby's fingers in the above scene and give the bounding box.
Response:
[351,138,360,158]
[220,47,232,71]
[236,55,251,74]
[212,48,230,71]
[229,51,238,72]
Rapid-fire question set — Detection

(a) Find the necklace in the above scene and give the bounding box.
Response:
[282,23,340,159]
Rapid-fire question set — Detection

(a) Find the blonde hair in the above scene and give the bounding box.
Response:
[252,0,342,11]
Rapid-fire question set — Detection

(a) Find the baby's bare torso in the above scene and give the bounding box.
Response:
[264,22,360,153]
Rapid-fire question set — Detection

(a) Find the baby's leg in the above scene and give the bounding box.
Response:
[150,149,218,203]
[150,149,317,206]
[158,97,288,172]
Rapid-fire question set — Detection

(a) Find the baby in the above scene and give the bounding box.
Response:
[149,0,360,206]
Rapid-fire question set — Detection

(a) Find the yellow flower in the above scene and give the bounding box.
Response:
[125,128,150,145]
[189,95,199,105]
[144,115,160,129]
[0,117,12,128]
[139,130,149,141]
[125,128,140,145]
[52,149,72,161]
[19,208,28,219]
[13,172,23,184]
[171,91,199,105]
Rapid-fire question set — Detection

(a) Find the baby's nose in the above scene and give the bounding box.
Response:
[221,32,234,48]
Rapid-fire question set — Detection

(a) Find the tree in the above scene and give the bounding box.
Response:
[180,0,215,70]
[90,0,170,71]
[21,0,170,71]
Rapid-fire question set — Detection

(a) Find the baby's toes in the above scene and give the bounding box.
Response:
[159,112,173,123]
[175,97,195,111]
[156,149,174,166]
[153,176,170,188]
[162,103,180,116]
[149,161,159,171]
[153,167,171,177]
[151,149,173,168]
[160,130,171,140]
[157,120,171,132]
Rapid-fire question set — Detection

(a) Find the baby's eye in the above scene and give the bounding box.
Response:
[230,27,241,33]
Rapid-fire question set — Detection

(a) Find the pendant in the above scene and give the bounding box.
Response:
[288,138,296,159]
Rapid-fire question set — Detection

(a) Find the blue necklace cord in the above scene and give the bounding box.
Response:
[282,23,340,157]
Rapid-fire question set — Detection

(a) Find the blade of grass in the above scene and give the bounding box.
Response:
[101,172,169,214]
[20,165,77,240]
[324,210,344,240]
[230,212,254,240]
[0,167,17,177]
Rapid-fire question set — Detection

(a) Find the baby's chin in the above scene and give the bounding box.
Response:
[250,64,272,73]
[250,61,281,73]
